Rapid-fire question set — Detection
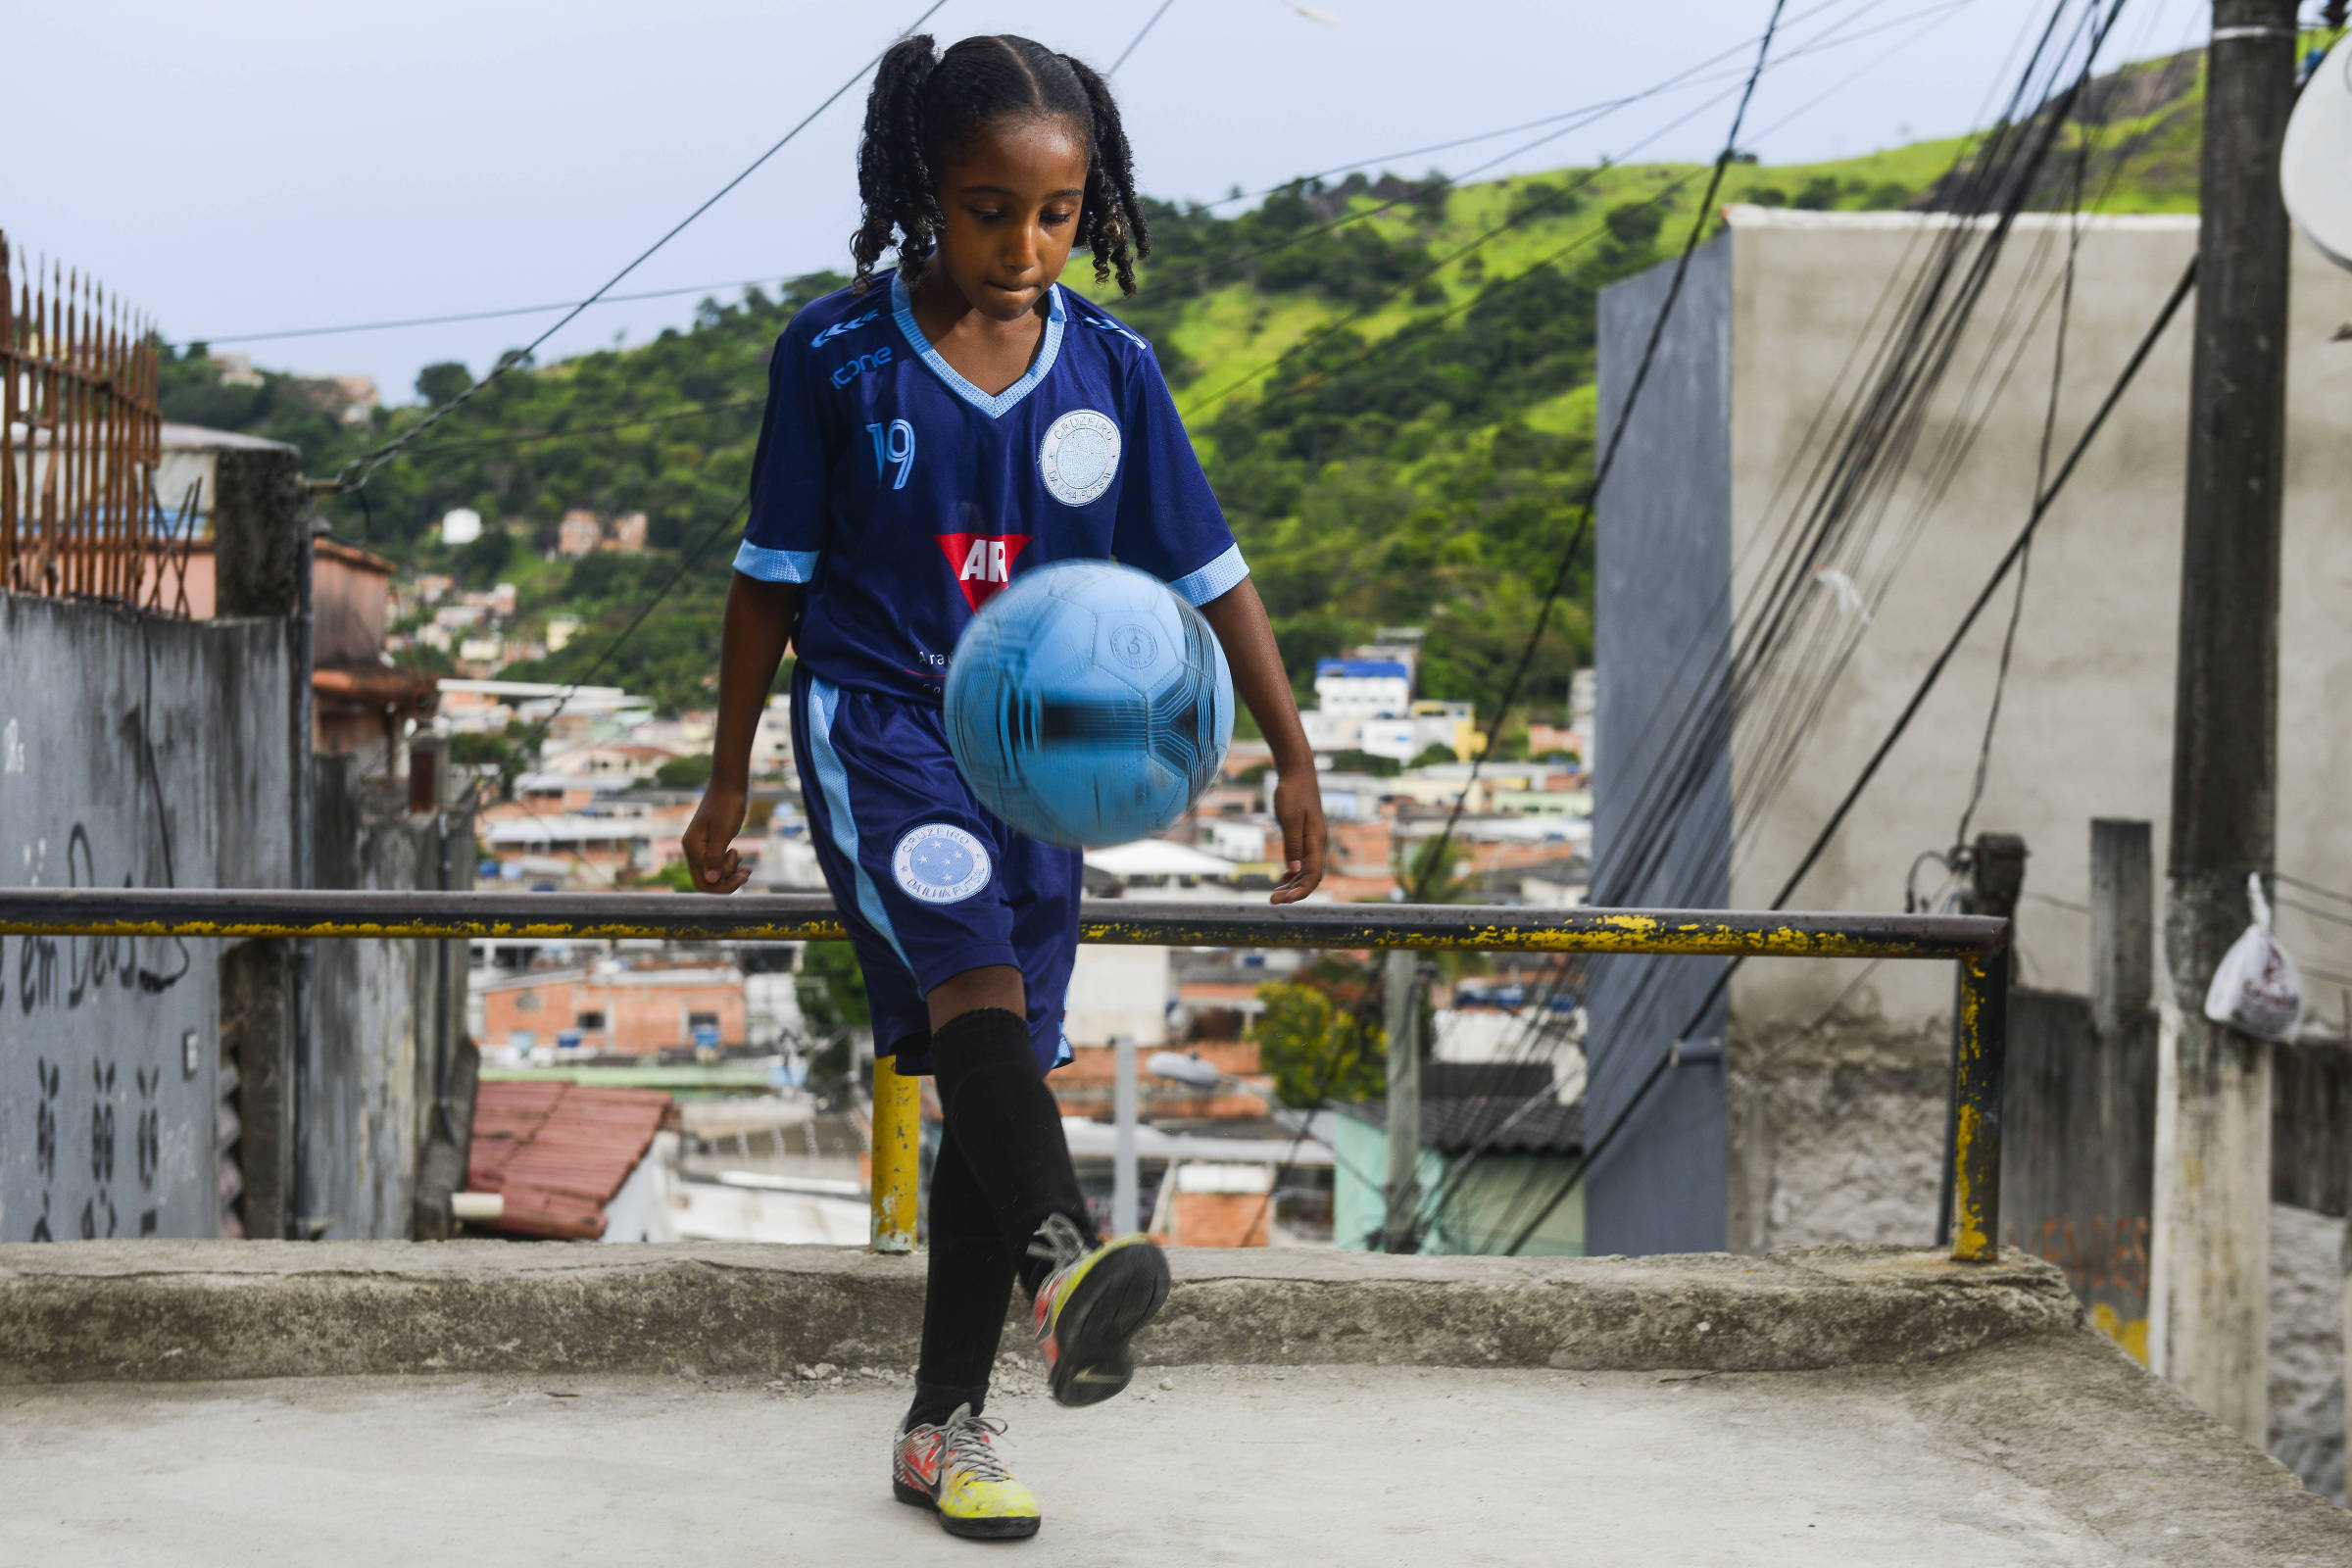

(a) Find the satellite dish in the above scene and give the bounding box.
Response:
[439,507,483,546]
[2281,34,2352,272]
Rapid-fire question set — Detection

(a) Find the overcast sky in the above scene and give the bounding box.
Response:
[11,0,2205,403]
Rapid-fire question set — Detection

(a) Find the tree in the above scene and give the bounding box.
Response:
[449,732,510,766]
[454,524,514,586]
[1791,175,1845,211]
[1255,973,1384,1107]
[416,362,472,407]
[1328,748,1400,778]
[1396,836,1471,905]
[1408,743,1457,768]
[655,754,714,789]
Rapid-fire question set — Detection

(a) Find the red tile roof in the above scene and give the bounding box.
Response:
[467,1082,675,1241]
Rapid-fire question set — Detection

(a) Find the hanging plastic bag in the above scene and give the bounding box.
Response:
[2202,872,2303,1041]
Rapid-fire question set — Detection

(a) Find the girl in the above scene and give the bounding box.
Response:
[682,33,1326,1543]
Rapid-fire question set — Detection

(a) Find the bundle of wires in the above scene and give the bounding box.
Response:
[1396,0,2193,1254]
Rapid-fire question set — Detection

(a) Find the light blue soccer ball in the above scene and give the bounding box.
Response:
[945,561,1234,849]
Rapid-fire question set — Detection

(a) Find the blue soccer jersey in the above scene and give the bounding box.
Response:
[734,270,1249,703]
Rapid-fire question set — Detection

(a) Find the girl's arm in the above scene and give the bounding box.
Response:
[1199,579,1326,905]
[683,574,804,894]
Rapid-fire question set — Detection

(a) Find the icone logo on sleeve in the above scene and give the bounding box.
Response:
[934,533,1033,611]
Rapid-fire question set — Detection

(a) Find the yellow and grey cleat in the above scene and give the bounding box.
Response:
[1029,1213,1172,1408]
[893,1405,1042,1542]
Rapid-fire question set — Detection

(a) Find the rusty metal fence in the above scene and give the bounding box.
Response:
[1,230,193,611]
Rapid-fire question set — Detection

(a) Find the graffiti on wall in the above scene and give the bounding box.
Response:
[7,821,194,1240]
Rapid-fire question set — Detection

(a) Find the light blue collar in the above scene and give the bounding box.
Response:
[890,270,1066,419]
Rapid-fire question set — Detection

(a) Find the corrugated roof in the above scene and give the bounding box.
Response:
[467,1081,674,1241]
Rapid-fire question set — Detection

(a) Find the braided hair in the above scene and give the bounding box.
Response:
[851,34,1152,295]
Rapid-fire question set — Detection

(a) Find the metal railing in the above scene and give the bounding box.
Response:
[0,888,2012,1261]
[1,231,190,611]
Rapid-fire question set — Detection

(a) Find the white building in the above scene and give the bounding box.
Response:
[1312,657,1412,720]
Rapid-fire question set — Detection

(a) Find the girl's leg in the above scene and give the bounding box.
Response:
[906,1120,1014,1430]
[925,965,1095,1298]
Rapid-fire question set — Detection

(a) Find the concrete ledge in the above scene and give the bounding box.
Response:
[0,1241,2078,1384]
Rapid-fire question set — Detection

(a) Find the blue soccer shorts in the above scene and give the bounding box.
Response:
[790,665,1079,1077]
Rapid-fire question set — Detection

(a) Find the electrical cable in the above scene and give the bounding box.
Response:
[509,496,752,750]
[1546,0,2139,1051]
[2277,872,2352,907]
[1449,0,2159,1248]
[183,277,808,348]
[1110,0,1179,74]
[1197,0,1922,207]
[1497,247,2194,1258]
[329,0,949,497]
[1959,70,2095,851]
[1229,0,1998,1249]
[1489,9,2182,1246]
[1248,0,1794,1250]
[183,0,1898,356]
[390,397,766,460]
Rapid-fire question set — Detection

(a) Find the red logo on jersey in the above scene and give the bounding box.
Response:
[936,533,1033,611]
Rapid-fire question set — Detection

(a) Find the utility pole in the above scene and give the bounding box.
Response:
[1383,950,1423,1252]
[2148,0,2297,1445]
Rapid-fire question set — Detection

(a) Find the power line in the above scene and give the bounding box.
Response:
[1467,0,2151,1250]
[184,276,806,348]
[1255,0,1795,1252]
[330,0,949,497]
[2277,871,2352,908]
[196,0,1928,385]
[1189,0,1979,1251]
[1196,0,1916,209]
[392,397,765,460]
[1955,37,2093,850]
[1500,247,2192,1260]
[514,497,753,745]
[1547,0,2143,1076]
[1469,0,2184,1251]
[1110,0,1179,74]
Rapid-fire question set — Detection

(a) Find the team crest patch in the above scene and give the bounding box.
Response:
[892,823,993,905]
[1039,409,1121,507]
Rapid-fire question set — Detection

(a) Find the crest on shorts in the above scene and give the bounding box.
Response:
[892,823,993,905]
[1038,409,1121,508]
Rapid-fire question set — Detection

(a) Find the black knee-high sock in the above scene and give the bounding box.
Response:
[929,1007,1096,1299]
[907,1122,1011,1431]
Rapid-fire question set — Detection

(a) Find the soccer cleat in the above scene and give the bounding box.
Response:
[1028,1212,1172,1408]
[893,1405,1042,1542]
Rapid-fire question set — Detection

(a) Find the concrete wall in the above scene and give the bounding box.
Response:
[1590,231,1735,1252]
[1711,210,2352,1030]
[307,760,471,1241]
[0,592,293,1241]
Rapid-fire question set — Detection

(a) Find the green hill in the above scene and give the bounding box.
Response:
[159,45,2224,726]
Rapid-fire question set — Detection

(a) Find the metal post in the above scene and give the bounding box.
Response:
[869,1060,918,1253]
[2150,0,2295,1446]
[1940,834,2025,1246]
[1948,946,2008,1263]
[1383,947,1423,1253]
[1112,1035,1139,1236]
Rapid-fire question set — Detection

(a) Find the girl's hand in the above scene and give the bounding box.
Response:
[1269,764,1326,905]
[682,784,753,895]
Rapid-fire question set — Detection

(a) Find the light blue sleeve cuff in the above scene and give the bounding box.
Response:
[734,541,820,583]
[1166,543,1249,607]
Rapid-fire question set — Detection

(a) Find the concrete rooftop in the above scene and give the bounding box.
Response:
[0,1243,2345,1564]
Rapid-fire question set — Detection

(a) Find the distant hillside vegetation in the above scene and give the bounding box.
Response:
[160,47,2212,718]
